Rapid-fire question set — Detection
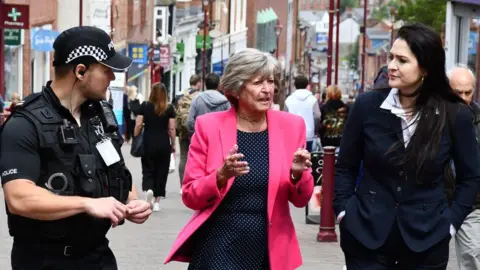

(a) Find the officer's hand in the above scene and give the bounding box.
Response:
[84,197,128,228]
[125,199,152,224]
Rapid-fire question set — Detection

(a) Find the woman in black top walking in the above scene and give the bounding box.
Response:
[134,83,176,212]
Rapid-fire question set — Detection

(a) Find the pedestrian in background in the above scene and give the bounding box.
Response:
[134,82,176,212]
[165,48,314,270]
[186,72,230,137]
[176,75,202,194]
[447,64,480,270]
[319,85,348,148]
[5,92,21,115]
[123,86,132,142]
[334,23,480,269]
[284,74,321,152]
[127,85,144,143]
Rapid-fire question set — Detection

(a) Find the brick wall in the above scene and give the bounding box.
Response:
[127,0,154,43]
[6,0,58,97]
[246,0,289,58]
[112,0,128,46]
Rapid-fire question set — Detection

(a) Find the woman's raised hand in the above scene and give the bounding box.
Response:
[217,145,250,188]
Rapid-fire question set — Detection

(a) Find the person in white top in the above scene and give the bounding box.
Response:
[284,75,321,152]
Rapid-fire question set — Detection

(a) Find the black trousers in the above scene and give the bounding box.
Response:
[125,119,135,141]
[340,222,450,270]
[11,239,117,270]
[141,150,171,197]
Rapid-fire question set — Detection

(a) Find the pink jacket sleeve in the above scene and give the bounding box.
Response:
[288,121,314,207]
[181,118,225,211]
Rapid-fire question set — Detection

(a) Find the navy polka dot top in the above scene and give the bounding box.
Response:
[188,130,270,270]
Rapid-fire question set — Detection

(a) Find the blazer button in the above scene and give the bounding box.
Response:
[269,222,272,228]
[399,171,404,176]
[397,187,402,192]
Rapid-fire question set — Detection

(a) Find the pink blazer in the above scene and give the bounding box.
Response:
[164,108,314,270]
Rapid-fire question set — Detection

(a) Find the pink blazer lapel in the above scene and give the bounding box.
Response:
[266,110,285,221]
[219,107,238,159]
[218,108,238,192]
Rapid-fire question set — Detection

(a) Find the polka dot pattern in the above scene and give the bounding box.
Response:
[188,130,270,270]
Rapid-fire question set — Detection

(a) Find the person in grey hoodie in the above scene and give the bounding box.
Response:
[187,73,231,136]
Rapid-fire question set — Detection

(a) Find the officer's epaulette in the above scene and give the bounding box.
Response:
[99,100,113,109]
[14,92,42,109]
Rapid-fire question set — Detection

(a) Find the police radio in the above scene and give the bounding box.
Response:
[93,101,118,133]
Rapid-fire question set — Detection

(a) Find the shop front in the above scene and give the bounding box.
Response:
[4,28,23,101]
[30,25,59,94]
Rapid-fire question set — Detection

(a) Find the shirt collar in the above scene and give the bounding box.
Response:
[380,88,403,112]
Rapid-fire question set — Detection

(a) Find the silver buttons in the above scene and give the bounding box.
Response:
[397,187,401,192]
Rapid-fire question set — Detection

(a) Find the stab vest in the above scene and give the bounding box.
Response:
[3,92,132,240]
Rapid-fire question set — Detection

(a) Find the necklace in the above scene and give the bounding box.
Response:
[237,113,267,131]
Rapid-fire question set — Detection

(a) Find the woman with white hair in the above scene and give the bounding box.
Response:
[164,48,314,270]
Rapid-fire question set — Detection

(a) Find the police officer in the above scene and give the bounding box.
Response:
[0,26,152,269]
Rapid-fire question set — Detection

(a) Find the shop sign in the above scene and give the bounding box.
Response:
[31,29,60,52]
[153,45,171,70]
[4,29,22,46]
[128,43,148,65]
[0,4,30,29]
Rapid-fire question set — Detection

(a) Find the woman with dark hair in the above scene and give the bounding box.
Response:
[334,23,480,269]
[134,83,176,212]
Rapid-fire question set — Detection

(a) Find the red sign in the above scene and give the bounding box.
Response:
[159,45,171,69]
[0,4,30,29]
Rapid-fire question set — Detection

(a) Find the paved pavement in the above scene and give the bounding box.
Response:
[0,142,459,269]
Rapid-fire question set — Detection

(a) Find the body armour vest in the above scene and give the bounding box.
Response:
[3,91,132,240]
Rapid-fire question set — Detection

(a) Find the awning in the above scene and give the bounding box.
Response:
[127,63,149,82]
[154,0,176,5]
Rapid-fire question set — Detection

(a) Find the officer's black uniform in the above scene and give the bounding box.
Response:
[0,26,134,269]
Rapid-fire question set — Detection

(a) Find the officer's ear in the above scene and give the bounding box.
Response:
[74,64,87,80]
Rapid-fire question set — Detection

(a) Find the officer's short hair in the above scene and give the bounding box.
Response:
[54,59,94,79]
[190,75,201,86]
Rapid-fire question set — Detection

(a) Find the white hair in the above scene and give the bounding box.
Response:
[446,64,476,87]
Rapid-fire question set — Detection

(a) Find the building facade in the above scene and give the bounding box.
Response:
[173,0,203,97]
[4,0,58,99]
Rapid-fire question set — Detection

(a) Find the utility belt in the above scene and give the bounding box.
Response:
[13,236,109,258]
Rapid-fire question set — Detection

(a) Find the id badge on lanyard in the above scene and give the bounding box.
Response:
[92,117,120,166]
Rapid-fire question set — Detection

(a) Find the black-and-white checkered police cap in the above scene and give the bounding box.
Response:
[53,26,132,71]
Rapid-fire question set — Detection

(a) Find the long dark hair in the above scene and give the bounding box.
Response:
[392,23,465,182]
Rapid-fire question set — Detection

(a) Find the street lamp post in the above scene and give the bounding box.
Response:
[202,0,209,92]
[326,0,334,87]
[390,7,396,48]
[275,22,283,59]
[334,0,340,85]
[360,0,367,93]
[79,0,83,26]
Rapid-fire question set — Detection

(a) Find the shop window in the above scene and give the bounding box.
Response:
[4,47,20,100]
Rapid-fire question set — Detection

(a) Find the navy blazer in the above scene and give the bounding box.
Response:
[334,88,480,253]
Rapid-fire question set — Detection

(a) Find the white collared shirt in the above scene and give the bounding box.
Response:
[380,88,420,148]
